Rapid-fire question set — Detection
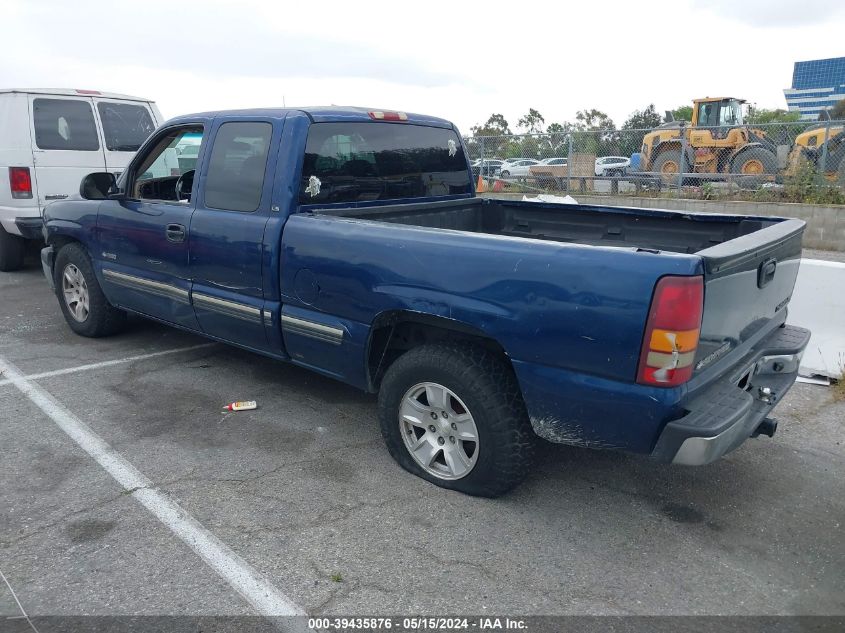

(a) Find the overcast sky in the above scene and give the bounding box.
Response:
[2,0,844,133]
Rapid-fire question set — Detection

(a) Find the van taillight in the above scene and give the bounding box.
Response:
[9,167,33,199]
[637,275,704,387]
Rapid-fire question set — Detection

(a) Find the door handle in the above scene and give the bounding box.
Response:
[166,223,186,243]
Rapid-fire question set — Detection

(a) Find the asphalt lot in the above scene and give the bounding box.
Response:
[1,253,843,622]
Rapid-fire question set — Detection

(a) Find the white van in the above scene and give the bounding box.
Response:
[0,89,163,271]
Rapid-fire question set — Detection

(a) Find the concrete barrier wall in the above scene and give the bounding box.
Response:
[790,259,845,379]
[484,193,845,251]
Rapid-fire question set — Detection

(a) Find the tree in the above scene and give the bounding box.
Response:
[829,99,845,120]
[470,113,512,137]
[572,109,617,156]
[517,108,545,134]
[468,114,512,158]
[617,105,662,157]
[574,109,615,131]
[547,122,571,135]
[666,105,692,122]
[746,107,800,124]
[621,104,662,131]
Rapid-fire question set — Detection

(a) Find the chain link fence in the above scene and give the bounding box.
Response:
[464,119,845,205]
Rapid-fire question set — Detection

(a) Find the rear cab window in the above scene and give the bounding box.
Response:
[299,122,471,205]
[97,102,156,152]
[32,98,99,151]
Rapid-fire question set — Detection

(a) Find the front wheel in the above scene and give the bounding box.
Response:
[378,343,537,497]
[54,243,127,337]
[500,170,510,178]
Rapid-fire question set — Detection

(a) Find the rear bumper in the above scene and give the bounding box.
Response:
[15,217,44,240]
[651,324,811,465]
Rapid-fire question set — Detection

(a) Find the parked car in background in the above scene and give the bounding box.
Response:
[538,157,568,166]
[471,159,504,178]
[500,159,540,178]
[0,88,162,271]
[595,156,630,176]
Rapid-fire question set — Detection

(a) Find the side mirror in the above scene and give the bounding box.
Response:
[80,172,118,200]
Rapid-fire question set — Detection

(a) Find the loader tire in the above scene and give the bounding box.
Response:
[731,147,777,190]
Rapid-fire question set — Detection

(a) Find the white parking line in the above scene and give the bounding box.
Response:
[0,343,217,388]
[0,354,306,619]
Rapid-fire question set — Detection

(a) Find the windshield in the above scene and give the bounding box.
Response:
[299,122,471,204]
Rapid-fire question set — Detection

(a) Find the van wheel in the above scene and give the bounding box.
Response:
[54,243,126,337]
[378,343,536,497]
[0,226,26,272]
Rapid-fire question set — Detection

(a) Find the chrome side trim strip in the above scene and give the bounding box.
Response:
[102,269,190,304]
[281,315,344,346]
[192,293,262,324]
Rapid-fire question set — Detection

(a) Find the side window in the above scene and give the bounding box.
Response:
[131,126,204,201]
[97,102,156,152]
[33,98,99,151]
[204,122,273,213]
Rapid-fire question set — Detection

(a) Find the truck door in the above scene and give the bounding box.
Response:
[96,123,207,329]
[188,118,281,351]
[92,98,158,180]
[28,95,106,209]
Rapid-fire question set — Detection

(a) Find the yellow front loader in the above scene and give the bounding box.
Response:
[640,97,778,188]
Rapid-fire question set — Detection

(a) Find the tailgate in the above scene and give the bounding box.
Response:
[693,218,805,377]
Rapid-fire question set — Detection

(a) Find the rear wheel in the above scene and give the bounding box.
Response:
[54,243,126,337]
[378,343,537,497]
[731,147,777,190]
[0,226,26,272]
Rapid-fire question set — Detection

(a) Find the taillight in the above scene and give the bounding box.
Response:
[368,110,408,121]
[637,275,704,387]
[9,167,33,199]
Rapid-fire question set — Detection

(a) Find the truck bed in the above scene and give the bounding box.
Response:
[312,197,780,254]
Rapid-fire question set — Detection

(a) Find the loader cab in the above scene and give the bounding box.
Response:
[692,98,745,129]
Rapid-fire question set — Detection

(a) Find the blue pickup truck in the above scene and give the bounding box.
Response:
[40,106,810,496]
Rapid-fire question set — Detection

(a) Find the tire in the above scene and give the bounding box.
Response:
[500,170,510,178]
[54,243,126,337]
[652,149,687,188]
[378,343,537,497]
[730,147,777,190]
[0,225,26,272]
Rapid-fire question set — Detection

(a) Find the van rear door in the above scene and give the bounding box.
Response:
[93,98,159,178]
[28,94,106,210]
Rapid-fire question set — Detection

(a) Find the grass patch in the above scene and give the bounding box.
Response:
[330,572,343,583]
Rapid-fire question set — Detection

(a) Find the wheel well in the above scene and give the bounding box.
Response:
[366,312,510,392]
[50,235,82,254]
[47,236,85,279]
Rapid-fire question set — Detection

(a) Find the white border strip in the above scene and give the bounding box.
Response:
[0,344,217,388]
[0,354,306,618]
